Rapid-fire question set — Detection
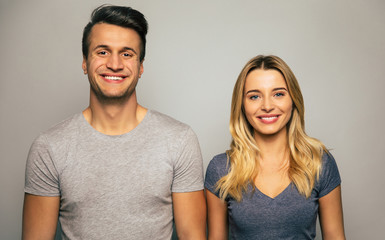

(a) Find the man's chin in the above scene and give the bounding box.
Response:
[90,83,137,103]
[92,90,135,105]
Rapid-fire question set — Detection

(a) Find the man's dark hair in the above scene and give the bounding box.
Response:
[82,5,148,62]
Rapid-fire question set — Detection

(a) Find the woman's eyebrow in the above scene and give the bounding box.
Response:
[245,87,287,95]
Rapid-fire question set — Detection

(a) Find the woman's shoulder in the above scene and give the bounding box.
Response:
[208,152,228,168]
[205,153,229,192]
[206,153,229,177]
[321,151,338,170]
[316,151,341,197]
[212,152,228,162]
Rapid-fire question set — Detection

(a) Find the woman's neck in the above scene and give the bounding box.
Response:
[254,127,290,165]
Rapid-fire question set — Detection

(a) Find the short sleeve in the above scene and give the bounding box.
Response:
[204,153,228,198]
[171,128,204,192]
[24,134,60,196]
[317,152,341,198]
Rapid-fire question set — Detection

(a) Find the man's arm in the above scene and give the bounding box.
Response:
[172,190,206,240]
[318,185,346,240]
[22,193,60,240]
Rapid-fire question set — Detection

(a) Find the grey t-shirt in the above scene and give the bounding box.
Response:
[205,152,341,240]
[25,110,204,240]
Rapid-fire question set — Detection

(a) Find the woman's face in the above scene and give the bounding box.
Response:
[243,69,293,138]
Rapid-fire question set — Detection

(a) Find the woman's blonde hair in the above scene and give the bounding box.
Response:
[216,55,326,201]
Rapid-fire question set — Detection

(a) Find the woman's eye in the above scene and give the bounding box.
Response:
[250,95,260,100]
[275,92,285,97]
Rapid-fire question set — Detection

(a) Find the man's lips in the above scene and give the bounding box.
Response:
[100,74,127,83]
[257,114,280,124]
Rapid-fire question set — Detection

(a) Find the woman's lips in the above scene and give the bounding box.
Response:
[257,115,280,124]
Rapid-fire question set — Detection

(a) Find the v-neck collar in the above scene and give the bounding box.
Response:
[254,183,292,201]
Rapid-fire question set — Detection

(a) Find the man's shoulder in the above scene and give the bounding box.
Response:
[35,113,82,143]
[148,110,192,133]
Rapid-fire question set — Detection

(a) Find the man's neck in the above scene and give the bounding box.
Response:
[83,91,147,135]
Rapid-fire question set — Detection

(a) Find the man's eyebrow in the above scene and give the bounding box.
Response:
[92,45,137,54]
[93,45,109,51]
[122,47,137,54]
[245,87,288,94]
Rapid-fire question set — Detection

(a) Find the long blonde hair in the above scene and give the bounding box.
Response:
[216,55,326,201]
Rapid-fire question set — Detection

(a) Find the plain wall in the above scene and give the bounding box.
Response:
[1,0,384,239]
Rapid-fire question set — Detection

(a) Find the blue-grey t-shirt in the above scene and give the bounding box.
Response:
[204,152,341,240]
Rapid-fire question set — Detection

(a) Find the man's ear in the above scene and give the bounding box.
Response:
[82,57,87,74]
[139,61,144,78]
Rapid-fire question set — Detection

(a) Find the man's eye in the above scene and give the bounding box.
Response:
[98,51,107,55]
[122,52,133,57]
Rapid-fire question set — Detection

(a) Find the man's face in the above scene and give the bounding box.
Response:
[82,23,144,102]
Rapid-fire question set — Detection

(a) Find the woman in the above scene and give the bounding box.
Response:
[205,55,345,239]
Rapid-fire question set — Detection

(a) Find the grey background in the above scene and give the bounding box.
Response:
[1,0,384,239]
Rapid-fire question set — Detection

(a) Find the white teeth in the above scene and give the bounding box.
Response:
[261,116,278,120]
[104,76,123,80]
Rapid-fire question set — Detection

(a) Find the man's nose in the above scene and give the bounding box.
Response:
[106,54,124,71]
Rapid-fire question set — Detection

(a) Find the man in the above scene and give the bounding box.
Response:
[22,5,206,240]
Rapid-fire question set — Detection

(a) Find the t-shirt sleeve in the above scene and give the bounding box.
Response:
[204,153,228,198]
[171,127,204,192]
[24,134,60,196]
[317,152,341,198]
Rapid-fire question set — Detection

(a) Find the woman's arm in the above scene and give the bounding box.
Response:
[318,185,346,240]
[206,189,228,240]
